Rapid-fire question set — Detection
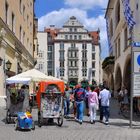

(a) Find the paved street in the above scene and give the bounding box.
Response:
[1,98,140,140]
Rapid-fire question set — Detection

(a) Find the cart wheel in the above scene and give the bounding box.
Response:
[32,121,35,130]
[57,115,63,127]
[5,110,10,124]
[14,120,18,131]
[38,111,42,127]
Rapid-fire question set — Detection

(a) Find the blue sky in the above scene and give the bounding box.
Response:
[35,0,109,59]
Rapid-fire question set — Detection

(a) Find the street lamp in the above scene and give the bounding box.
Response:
[0,57,3,66]
[5,60,12,71]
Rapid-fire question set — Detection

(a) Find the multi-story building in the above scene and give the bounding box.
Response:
[0,0,36,106]
[37,16,102,85]
[104,0,140,97]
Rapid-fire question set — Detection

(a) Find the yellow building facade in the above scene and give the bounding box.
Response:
[0,0,36,106]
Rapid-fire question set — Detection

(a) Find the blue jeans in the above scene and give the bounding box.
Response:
[102,106,110,122]
[76,101,84,121]
[64,99,70,116]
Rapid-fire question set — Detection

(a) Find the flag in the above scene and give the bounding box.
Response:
[106,18,112,54]
[122,0,136,29]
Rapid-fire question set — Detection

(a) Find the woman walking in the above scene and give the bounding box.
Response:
[86,86,99,124]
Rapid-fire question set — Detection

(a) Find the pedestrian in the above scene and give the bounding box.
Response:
[99,85,111,125]
[74,84,86,124]
[86,86,99,124]
[63,86,71,118]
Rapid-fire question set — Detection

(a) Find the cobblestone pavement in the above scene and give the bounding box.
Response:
[1,98,140,140]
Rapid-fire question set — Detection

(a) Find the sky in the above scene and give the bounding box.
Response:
[34,0,109,59]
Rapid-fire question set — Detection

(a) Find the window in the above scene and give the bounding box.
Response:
[48,71,52,76]
[48,53,52,60]
[118,38,120,57]
[92,62,95,68]
[71,43,75,48]
[23,5,25,19]
[65,35,68,40]
[27,15,29,27]
[92,71,95,77]
[79,35,81,40]
[38,52,43,58]
[60,52,64,60]
[60,61,64,67]
[19,26,22,42]
[27,38,29,48]
[124,27,128,50]
[82,61,87,67]
[39,63,43,70]
[70,35,72,40]
[12,12,15,33]
[92,45,95,51]
[82,52,87,58]
[74,28,77,32]
[19,0,22,13]
[75,52,77,57]
[82,43,87,49]
[23,31,25,45]
[92,53,95,60]
[116,1,120,27]
[74,35,77,40]
[48,46,52,51]
[60,42,64,50]
[82,70,87,76]
[5,2,9,24]
[60,70,64,76]
[69,28,72,32]
[48,62,52,68]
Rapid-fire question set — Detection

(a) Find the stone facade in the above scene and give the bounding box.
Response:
[104,0,140,97]
[0,0,36,106]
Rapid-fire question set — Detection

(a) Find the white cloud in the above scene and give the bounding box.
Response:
[38,8,108,58]
[64,0,108,10]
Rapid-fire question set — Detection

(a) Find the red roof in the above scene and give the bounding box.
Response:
[89,31,100,45]
[44,28,60,40]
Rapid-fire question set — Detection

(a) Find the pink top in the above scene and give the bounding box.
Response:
[87,91,99,105]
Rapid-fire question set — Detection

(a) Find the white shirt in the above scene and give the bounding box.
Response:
[99,89,111,106]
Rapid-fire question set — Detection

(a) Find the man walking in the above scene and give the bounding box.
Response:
[99,85,111,125]
[74,84,86,124]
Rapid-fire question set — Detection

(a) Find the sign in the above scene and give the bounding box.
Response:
[133,42,140,47]
[133,74,140,96]
[134,52,140,73]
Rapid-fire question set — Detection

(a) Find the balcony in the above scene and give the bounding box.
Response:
[102,56,115,74]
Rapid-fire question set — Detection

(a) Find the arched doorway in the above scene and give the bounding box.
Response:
[115,65,122,96]
[123,55,131,96]
[109,74,114,96]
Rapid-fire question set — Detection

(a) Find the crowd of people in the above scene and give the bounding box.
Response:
[63,84,111,125]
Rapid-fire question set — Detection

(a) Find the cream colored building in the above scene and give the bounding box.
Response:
[0,0,36,106]
[104,0,140,97]
[37,17,102,85]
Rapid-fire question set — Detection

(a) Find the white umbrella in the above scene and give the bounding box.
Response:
[6,77,31,84]
[6,69,63,83]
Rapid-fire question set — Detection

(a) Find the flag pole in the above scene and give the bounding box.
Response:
[130,28,133,128]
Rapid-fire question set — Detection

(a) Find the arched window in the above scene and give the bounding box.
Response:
[116,1,120,27]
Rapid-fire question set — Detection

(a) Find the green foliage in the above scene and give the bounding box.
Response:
[102,56,115,69]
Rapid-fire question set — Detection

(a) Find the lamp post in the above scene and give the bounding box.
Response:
[5,60,12,71]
